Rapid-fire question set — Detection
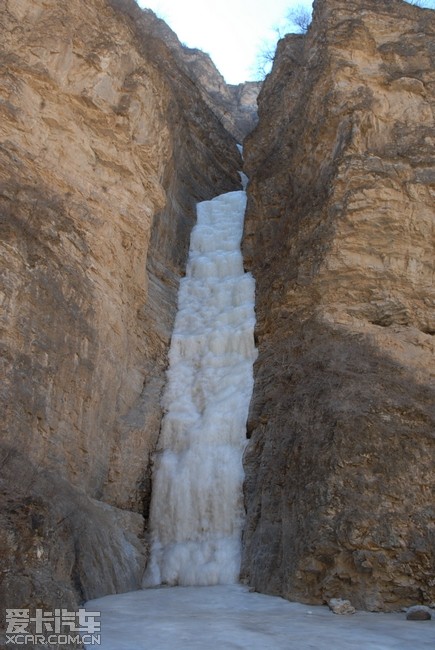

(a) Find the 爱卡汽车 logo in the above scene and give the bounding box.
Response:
[5,608,101,645]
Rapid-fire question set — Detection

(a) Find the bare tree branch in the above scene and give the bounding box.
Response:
[286,5,312,33]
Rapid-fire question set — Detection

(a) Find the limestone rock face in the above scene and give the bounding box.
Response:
[0,0,240,613]
[178,48,261,142]
[138,9,261,141]
[242,0,435,611]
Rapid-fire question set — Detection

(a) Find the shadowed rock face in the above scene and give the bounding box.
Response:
[2,0,434,621]
[0,0,240,614]
[176,47,261,142]
[135,8,261,142]
[241,0,435,611]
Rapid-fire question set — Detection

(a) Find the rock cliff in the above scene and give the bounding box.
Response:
[242,0,435,611]
[2,0,434,621]
[138,8,261,141]
[0,0,241,614]
[177,47,261,143]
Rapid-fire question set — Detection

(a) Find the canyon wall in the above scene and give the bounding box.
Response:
[139,9,261,141]
[177,47,261,143]
[0,0,241,614]
[242,0,435,611]
[2,0,434,621]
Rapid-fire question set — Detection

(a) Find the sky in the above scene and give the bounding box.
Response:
[137,0,313,84]
[136,0,435,84]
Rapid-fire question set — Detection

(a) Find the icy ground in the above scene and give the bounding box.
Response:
[85,584,434,649]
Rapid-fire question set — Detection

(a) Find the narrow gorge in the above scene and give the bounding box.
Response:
[1,0,434,641]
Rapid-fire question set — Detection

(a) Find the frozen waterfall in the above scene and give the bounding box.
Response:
[143,188,257,587]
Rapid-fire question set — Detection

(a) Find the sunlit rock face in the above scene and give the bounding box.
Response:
[177,48,261,142]
[136,9,261,141]
[0,0,240,613]
[242,0,435,612]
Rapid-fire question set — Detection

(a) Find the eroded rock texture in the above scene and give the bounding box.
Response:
[139,9,261,141]
[0,0,240,613]
[178,48,261,142]
[242,0,435,611]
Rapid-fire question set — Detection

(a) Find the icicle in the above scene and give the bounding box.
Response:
[143,190,257,587]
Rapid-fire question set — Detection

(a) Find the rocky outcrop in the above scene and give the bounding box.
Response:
[3,0,434,622]
[242,0,435,611]
[178,48,261,142]
[0,0,240,614]
[138,9,261,141]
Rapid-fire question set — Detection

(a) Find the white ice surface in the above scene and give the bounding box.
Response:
[143,191,257,588]
[85,584,435,650]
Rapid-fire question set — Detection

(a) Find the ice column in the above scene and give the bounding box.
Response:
[144,189,257,587]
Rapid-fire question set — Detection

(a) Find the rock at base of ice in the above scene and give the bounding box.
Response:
[406,606,432,621]
[328,598,356,615]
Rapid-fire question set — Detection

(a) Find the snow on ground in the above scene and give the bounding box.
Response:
[85,584,435,649]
